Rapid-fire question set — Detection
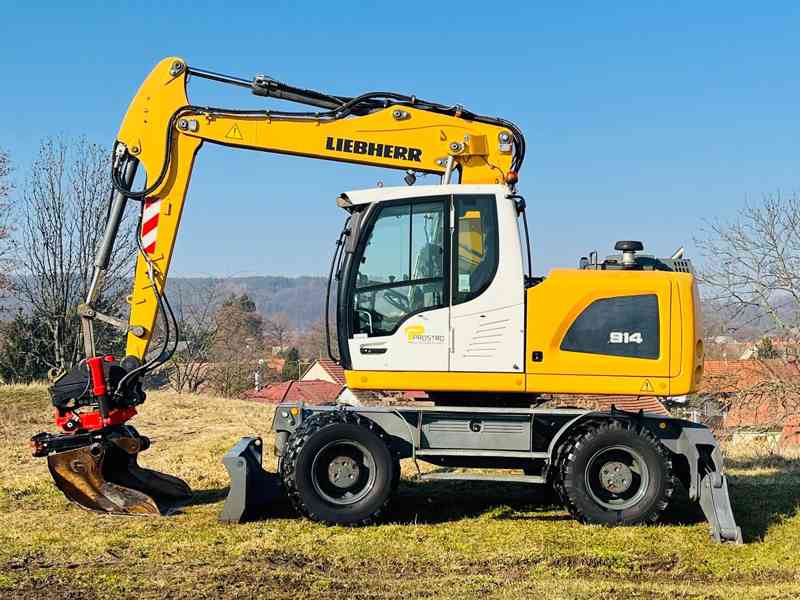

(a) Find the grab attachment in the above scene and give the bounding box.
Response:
[32,425,191,515]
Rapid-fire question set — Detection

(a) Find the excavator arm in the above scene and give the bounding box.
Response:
[116,57,520,361]
[31,56,525,515]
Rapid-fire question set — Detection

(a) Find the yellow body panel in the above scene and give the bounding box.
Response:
[347,269,700,398]
[345,370,525,392]
[524,269,700,396]
[118,57,515,360]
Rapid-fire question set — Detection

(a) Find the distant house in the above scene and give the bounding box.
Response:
[738,346,758,361]
[244,379,342,405]
[300,358,383,404]
[701,359,800,428]
[301,358,345,386]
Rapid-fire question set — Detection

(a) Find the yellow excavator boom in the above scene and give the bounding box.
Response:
[117,57,519,360]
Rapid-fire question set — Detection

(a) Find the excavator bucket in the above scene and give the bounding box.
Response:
[220,436,282,523]
[35,427,191,516]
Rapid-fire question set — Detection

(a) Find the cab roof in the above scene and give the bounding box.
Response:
[337,183,510,208]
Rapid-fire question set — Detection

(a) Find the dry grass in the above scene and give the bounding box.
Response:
[1,386,799,599]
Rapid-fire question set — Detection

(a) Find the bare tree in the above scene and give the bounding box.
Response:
[264,312,293,353]
[13,138,136,374]
[0,148,12,301]
[297,318,336,360]
[696,192,800,423]
[165,280,221,393]
[696,193,800,340]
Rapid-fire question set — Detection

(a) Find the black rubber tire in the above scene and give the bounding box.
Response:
[280,411,395,525]
[391,458,402,492]
[553,420,674,526]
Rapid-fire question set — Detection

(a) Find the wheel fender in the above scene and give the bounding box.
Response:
[546,412,635,465]
[351,408,416,458]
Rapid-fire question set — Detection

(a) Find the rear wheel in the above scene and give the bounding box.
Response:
[280,411,395,525]
[554,420,674,526]
[391,457,402,491]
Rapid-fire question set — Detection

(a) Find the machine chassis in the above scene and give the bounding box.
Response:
[221,401,742,543]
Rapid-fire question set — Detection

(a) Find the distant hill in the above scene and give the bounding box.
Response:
[170,275,329,331]
[0,275,331,332]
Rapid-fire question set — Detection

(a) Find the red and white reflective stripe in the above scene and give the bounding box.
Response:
[141,197,161,254]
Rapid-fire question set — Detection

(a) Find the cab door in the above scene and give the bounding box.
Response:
[449,192,526,373]
[347,195,450,372]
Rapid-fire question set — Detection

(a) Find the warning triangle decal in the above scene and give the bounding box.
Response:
[640,379,654,393]
[226,123,243,140]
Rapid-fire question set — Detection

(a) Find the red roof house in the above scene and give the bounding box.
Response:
[301,359,346,385]
[700,359,800,428]
[244,379,342,405]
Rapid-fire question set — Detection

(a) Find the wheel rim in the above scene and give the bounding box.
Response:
[310,439,377,506]
[584,445,649,511]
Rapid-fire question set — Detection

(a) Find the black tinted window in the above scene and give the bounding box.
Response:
[560,294,659,359]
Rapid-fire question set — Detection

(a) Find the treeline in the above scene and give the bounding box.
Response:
[0,138,334,393]
[159,286,334,397]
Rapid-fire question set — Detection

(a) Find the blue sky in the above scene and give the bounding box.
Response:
[2,2,800,277]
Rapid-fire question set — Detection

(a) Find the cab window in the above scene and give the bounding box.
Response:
[353,198,446,336]
[452,195,498,304]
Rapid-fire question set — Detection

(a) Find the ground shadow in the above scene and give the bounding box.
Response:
[661,455,800,542]
[182,487,229,508]
[722,456,800,542]
[181,485,296,519]
[658,482,705,526]
[185,477,565,524]
[388,474,565,525]
[180,459,799,538]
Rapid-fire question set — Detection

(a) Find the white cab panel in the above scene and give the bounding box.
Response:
[343,184,525,375]
[449,193,525,373]
[348,306,450,372]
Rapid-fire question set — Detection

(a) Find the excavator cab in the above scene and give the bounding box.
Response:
[333,184,527,387]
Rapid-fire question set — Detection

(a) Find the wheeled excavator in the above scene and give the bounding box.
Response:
[31,57,742,542]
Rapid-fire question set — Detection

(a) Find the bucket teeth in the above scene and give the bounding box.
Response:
[45,430,191,515]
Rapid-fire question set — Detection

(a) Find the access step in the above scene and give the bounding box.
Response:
[417,472,546,484]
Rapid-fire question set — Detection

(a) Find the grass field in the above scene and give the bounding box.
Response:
[1,385,798,599]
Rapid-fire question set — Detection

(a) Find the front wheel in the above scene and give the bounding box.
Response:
[554,420,674,526]
[280,412,394,525]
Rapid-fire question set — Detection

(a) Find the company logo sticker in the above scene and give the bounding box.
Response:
[404,324,445,344]
[325,136,422,162]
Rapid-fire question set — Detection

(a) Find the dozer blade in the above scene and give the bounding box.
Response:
[220,436,282,523]
[46,431,191,516]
